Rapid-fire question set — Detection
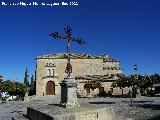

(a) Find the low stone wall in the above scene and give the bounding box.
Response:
[27,105,116,120]
[112,87,129,96]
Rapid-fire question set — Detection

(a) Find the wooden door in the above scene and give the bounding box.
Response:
[46,81,55,95]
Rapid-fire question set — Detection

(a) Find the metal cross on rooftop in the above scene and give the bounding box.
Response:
[49,25,85,77]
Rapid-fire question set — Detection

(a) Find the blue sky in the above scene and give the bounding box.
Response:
[0,0,160,83]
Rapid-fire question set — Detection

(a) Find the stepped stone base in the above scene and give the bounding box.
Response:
[27,104,116,120]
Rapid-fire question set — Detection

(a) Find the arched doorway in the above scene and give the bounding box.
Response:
[46,81,55,95]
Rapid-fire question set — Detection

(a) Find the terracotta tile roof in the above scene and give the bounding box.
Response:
[36,53,118,62]
[36,53,101,59]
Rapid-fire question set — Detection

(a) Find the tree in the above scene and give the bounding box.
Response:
[84,81,102,91]
[29,75,36,96]
[113,74,128,96]
[150,73,160,84]
[0,81,6,93]
[16,82,26,99]
[0,80,27,100]
[114,73,160,104]
[3,80,16,100]
[127,75,140,105]
[24,68,29,94]
[0,81,6,99]
[24,68,29,86]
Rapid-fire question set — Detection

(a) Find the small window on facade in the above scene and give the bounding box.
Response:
[52,69,54,77]
[48,69,51,77]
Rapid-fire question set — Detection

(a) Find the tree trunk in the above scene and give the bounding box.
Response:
[122,88,124,97]
[130,87,133,106]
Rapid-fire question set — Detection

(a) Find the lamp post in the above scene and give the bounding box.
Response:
[133,64,138,75]
[130,64,138,105]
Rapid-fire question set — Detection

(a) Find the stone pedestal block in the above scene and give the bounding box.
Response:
[60,77,80,108]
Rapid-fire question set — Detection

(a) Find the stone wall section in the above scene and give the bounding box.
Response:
[27,106,116,120]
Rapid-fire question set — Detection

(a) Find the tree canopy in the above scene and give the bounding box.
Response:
[113,73,160,95]
[0,80,26,97]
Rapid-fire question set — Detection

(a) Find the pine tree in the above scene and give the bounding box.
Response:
[24,68,29,86]
[29,75,36,96]
[30,75,34,91]
[24,68,29,94]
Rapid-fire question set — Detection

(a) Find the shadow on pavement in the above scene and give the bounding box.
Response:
[133,100,153,103]
[48,103,59,106]
[121,100,153,103]
[146,115,160,120]
[89,102,115,104]
[152,95,160,97]
[136,104,160,110]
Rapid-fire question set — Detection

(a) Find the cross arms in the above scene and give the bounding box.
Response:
[49,32,85,45]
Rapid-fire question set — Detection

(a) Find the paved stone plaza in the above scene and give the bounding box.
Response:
[1,96,160,120]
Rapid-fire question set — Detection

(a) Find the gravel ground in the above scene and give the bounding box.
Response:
[0,96,160,120]
[79,97,160,120]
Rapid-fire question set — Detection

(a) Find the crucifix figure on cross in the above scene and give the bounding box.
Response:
[49,25,85,77]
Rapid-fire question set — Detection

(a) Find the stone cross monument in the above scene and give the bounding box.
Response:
[49,25,85,108]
